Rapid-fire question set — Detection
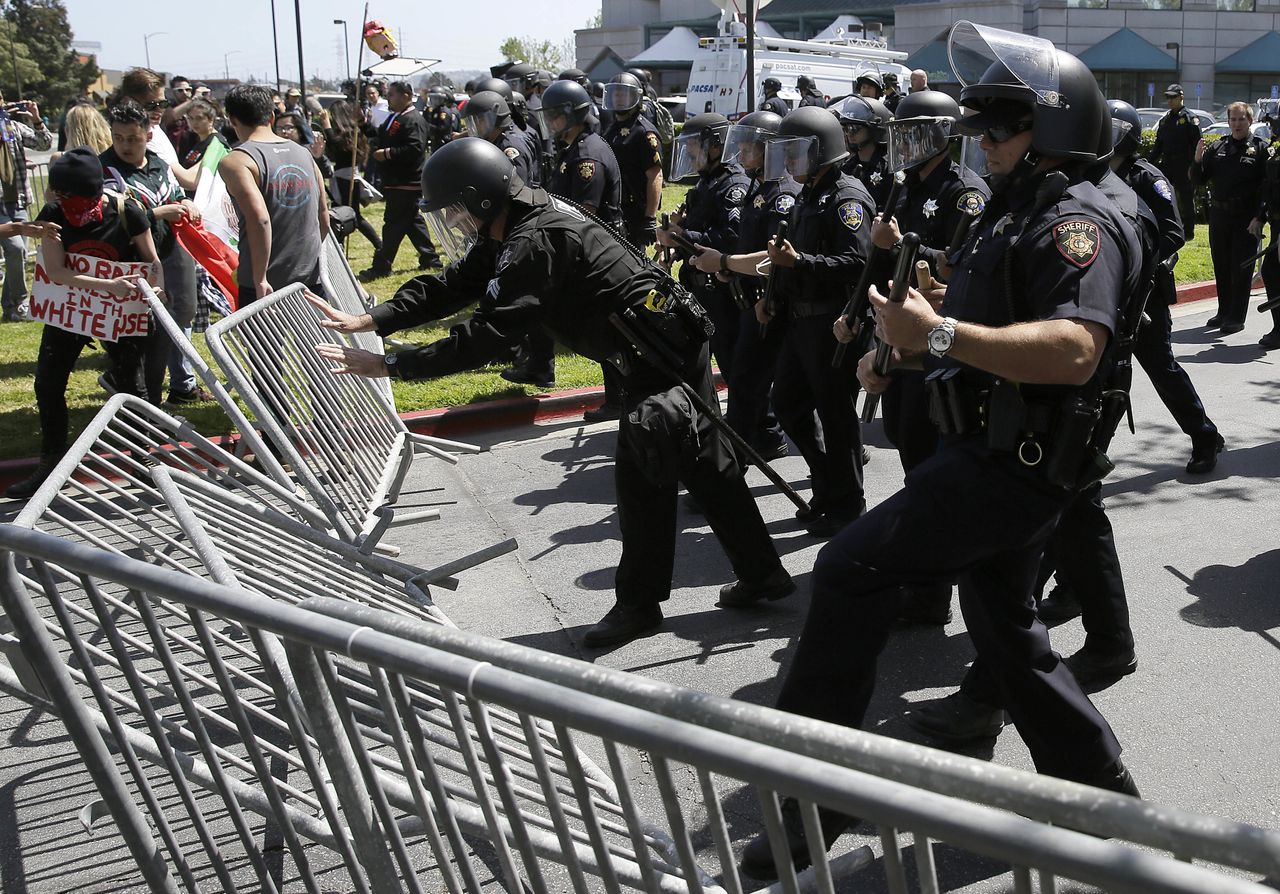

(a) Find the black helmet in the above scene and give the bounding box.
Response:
[797,75,815,91]
[461,90,511,138]
[503,62,537,92]
[671,112,731,180]
[762,76,782,93]
[888,91,962,170]
[420,136,517,219]
[951,23,1105,163]
[893,89,960,123]
[836,94,891,145]
[541,79,593,136]
[510,91,528,115]
[626,67,652,86]
[472,77,514,102]
[603,71,644,113]
[426,84,454,109]
[590,81,604,99]
[724,110,783,172]
[1107,99,1143,156]
[463,78,478,95]
[558,68,588,86]
[855,70,884,95]
[766,104,848,180]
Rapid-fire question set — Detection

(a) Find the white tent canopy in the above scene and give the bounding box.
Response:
[755,21,782,38]
[629,26,702,66]
[812,15,866,43]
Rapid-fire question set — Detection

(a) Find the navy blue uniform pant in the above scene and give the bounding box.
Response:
[725,302,786,452]
[1133,299,1216,442]
[1208,211,1258,325]
[1257,222,1280,333]
[778,439,1123,782]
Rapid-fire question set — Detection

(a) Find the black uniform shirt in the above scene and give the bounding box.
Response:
[759,96,789,117]
[883,92,902,114]
[1118,156,1184,263]
[778,167,874,304]
[681,162,750,251]
[550,130,623,225]
[374,109,430,188]
[939,172,1141,399]
[1259,138,1280,223]
[844,145,894,210]
[427,106,460,150]
[1191,134,1267,218]
[888,158,989,274]
[604,113,663,222]
[798,90,826,108]
[1150,107,1201,180]
[736,174,799,302]
[369,188,661,381]
[496,124,540,187]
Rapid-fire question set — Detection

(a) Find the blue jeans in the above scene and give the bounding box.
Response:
[160,245,198,394]
[0,202,28,317]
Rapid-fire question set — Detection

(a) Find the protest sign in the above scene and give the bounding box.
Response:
[30,249,154,341]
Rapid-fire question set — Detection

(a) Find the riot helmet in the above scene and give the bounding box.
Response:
[949,22,1105,163]
[765,104,848,181]
[627,68,652,87]
[420,137,520,255]
[540,79,593,138]
[503,62,537,94]
[426,85,453,109]
[723,109,783,174]
[558,68,589,86]
[886,89,961,172]
[603,72,644,114]
[762,76,782,95]
[461,90,511,140]
[472,77,514,102]
[463,78,478,96]
[855,70,884,97]
[797,75,816,93]
[670,112,730,181]
[836,95,891,147]
[1106,99,1143,157]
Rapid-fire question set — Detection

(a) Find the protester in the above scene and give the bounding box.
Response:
[161,75,194,150]
[0,90,51,322]
[58,103,113,156]
[110,67,180,166]
[5,148,161,500]
[322,99,382,254]
[171,99,230,195]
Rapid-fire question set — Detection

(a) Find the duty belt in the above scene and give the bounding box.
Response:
[789,298,844,319]
[1211,198,1252,213]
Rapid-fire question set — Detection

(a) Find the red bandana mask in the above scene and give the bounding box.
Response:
[61,194,104,227]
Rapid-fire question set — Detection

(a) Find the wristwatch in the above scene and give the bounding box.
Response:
[719,252,730,274]
[383,352,399,377]
[927,316,958,357]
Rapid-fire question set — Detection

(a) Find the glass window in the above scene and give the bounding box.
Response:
[1066,0,1107,7]
[1217,0,1254,9]
[1147,0,1182,9]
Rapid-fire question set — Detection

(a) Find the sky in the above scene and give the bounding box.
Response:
[64,0,602,83]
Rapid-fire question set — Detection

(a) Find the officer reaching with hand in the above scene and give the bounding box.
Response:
[737,25,1140,881]
[309,137,794,648]
[601,72,664,247]
[759,77,789,117]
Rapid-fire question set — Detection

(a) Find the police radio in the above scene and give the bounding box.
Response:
[860,233,921,423]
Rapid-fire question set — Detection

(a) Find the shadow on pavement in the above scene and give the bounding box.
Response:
[1169,548,1280,642]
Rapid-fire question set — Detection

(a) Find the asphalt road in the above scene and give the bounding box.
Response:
[1,296,1278,892]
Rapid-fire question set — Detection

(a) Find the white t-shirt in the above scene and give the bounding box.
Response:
[368,98,391,128]
[148,124,179,165]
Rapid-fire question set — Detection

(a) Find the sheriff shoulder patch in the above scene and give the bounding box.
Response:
[504,146,520,161]
[646,132,659,150]
[1053,219,1101,268]
[726,185,747,205]
[578,160,595,181]
[775,194,796,214]
[1153,178,1173,201]
[838,201,864,231]
[957,190,985,217]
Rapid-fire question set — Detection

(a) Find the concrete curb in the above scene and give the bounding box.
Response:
[0,282,1221,494]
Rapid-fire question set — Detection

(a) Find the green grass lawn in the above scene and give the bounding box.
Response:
[0,181,1217,462]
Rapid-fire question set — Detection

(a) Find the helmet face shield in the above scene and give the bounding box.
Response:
[602,82,641,112]
[887,117,952,172]
[948,21,1060,107]
[1110,117,1134,150]
[427,93,445,109]
[423,201,481,263]
[462,108,499,139]
[670,132,709,181]
[764,135,817,181]
[543,104,575,138]
[723,125,771,170]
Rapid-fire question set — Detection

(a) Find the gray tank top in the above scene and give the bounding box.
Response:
[232,138,322,290]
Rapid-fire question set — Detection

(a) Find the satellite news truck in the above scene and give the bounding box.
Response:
[684,0,910,120]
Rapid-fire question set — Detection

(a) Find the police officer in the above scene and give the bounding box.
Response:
[424,85,460,151]
[658,113,750,389]
[759,77,788,117]
[738,28,1139,880]
[688,110,798,459]
[504,64,556,167]
[1256,108,1280,350]
[459,91,540,187]
[602,72,664,247]
[710,106,874,538]
[1191,100,1266,334]
[854,69,884,100]
[882,72,903,113]
[796,75,825,108]
[310,137,794,647]
[1150,84,1202,239]
[835,94,894,209]
[863,88,989,625]
[1110,99,1224,471]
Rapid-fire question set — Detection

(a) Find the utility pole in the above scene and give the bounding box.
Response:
[294,0,306,103]
[270,0,282,92]
[143,31,167,72]
[334,19,351,80]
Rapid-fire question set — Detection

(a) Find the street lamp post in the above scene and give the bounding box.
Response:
[1166,42,1181,78]
[224,50,241,82]
[334,19,351,80]
[143,31,167,71]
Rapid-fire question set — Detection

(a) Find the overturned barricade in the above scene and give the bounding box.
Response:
[2,524,1277,894]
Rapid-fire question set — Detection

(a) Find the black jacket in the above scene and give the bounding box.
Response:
[374,108,429,188]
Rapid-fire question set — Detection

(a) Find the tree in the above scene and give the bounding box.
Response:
[2,0,99,111]
[0,20,42,101]
[498,35,574,73]
[426,71,454,90]
[585,9,603,29]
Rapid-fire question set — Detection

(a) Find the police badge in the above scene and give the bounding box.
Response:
[838,201,864,231]
[504,146,520,161]
[922,198,939,219]
[775,194,795,214]
[870,170,883,186]
[578,160,595,180]
[1153,179,1173,201]
[1053,219,1101,268]
[727,186,747,205]
[957,191,985,217]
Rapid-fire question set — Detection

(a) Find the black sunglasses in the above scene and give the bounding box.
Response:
[983,119,1034,144]
[144,100,171,111]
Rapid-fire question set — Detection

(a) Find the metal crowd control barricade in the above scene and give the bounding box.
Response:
[2,525,1277,894]
[205,282,482,554]
[317,234,395,405]
[139,281,294,488]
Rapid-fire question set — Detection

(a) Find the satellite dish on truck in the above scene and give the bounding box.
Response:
[706,0,776,12]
